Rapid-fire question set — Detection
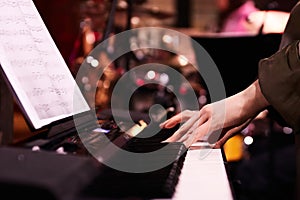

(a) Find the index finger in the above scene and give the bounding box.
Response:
[159,110,197,129]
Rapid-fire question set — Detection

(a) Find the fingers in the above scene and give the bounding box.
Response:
[213,118,252,148]
[185,117,213,144]
[163,116,198,143]
[181,121,210,147]
[159,110,196,129]
[163,112,207,143]
[159,116,181,129]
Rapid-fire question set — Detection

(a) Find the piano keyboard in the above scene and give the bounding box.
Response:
[78,138,234,200]
[27,119,234,200]
[171,147,234,200]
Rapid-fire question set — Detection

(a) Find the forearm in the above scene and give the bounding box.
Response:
[241,79,270,115]
[223,80,269,128]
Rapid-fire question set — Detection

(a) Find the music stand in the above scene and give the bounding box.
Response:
[0,68,13,144]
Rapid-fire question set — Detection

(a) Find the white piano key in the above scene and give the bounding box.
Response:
[171,148,234,200]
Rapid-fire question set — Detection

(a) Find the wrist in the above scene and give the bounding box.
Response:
[242,80,269,115]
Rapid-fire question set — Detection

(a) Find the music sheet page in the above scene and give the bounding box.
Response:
[0,0,90,129]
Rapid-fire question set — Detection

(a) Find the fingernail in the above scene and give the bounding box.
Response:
[160,122,168,127]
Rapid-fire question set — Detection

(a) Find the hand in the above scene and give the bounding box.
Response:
[160,80,270,148]
[160,104,252,148]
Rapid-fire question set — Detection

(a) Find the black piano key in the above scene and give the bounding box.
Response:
[80,143,187,199]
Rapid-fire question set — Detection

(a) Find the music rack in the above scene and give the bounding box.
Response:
[0,67,13,144]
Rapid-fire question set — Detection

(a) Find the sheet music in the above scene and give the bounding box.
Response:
[0,0,90,129]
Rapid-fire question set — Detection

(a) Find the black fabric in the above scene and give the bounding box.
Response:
[0,146,100,200]
[234,144,296,200]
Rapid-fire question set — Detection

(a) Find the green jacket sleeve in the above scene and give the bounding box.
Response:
[258,40,300,132]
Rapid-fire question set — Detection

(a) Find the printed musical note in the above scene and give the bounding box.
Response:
[0,0,90,129]
[31,87,45,96]
[0,0,31,8]
[0,15,25,24]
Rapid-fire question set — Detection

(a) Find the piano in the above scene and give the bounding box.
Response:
[1,1,282,200]
[171,146,234,200]
[66,120,235,200]
[81,147,234,200]
[2,116,235,200]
